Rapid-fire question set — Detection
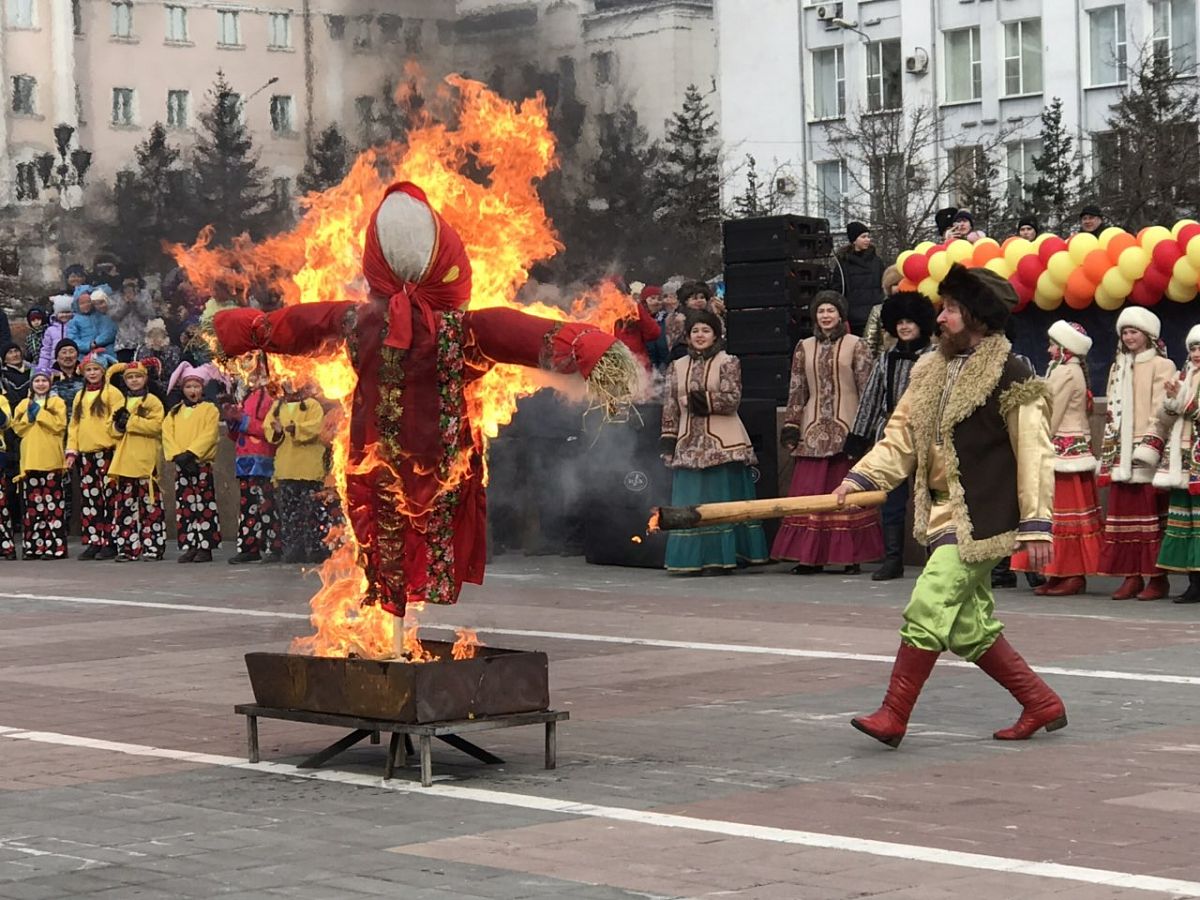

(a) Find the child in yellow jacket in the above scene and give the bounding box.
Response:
[107,360,166,561]
[0,393,13,559]
[11,368,69,559]
[266,384,327,564]
[164,363,222,563]
[67,352,124,560]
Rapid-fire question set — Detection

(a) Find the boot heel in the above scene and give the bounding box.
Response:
[1044,715,1067,733]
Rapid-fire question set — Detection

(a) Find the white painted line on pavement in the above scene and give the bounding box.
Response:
[1,591,1198,686]
[2,726,1198,897]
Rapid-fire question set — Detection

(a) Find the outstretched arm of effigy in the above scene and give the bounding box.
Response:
[209,302,357,359]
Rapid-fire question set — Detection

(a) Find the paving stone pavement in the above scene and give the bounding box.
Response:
[2,550,1200,898]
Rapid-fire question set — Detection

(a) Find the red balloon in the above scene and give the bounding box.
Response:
[1038,236,1068,263]
[1013,292,1032,313]
[1016,255,1044,287]
[903,254,930,283]
[1142,264,1171,294]
[1152,240,1183,272]
[1128,280,1156,306]
[1010,274,1035,304]
[1179,224,1200,245]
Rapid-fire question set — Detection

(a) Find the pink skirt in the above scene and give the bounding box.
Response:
[770,454,883,565]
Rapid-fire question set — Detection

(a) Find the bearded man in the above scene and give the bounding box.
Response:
[834,263,1065,747]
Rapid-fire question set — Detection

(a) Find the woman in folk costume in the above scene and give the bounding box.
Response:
[847,291,936,581]
[772,290,881,573]
[222,364,281,564]
[266,382,327,565]
[209,182,636,623]
[0,392,14,559]
[66,352,124,559]
[11,368,69,559]
[107,360,167,561]
[1097,307,1177,600]
[659,309,770,573]
[1137,326,1200,603]
[163,362,224,563]
[1010,322,1103,596]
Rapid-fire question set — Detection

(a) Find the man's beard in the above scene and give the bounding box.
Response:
[939,329,975,359]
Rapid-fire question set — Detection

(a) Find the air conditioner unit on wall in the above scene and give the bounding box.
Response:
[906,48,930,75]
[816,3,843,23]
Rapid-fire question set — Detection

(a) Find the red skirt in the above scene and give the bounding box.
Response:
[1097,482,1166,576]
[770,454,883,565]
[1012,471,1104,577]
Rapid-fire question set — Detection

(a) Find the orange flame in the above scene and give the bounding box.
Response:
[451,629,481,661]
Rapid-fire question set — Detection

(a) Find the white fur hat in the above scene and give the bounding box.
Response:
[1116,306,1161,340]
[1188,324,1200,348]
[90,286,109,302]
[51,294,73,314]
[1048,320,1092,357]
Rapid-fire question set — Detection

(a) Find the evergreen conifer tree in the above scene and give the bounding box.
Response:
[109,123,189,268]
[298,124,350,194]
[655,84,722,274]
[1029,97,1083,235]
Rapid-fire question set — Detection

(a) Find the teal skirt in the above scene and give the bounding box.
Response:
[1159,487,1200,571]
[664,462,770,573]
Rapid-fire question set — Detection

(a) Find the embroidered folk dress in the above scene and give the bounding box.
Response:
[659,348,769,572]
[1140,363,1200,572]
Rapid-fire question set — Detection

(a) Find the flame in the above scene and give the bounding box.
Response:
[173,73,635,660]
[647,510,661,533]
[451,629,481,661]
[630,535,643,544]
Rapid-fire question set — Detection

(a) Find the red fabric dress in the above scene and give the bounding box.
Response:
[212,183,624,617]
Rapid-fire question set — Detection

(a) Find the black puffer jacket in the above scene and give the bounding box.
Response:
[831,247,886,335]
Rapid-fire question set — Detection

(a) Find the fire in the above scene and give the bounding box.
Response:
[173,74,630,660]
[630,535,643,544]
[647,510,662,533]
[451,629,481,661]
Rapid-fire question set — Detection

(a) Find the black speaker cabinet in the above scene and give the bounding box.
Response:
[726,306,810,356]
[723,215,833,264]
[739,354,793,404]
[738,398,782,544]
[724,260,830,310]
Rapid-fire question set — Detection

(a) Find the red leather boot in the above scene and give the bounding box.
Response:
[1136,574,1170,601]
[974,635,1067,740]
[1111,576,1143,600]
[1041,576,1086,597]
[851,643,940,748]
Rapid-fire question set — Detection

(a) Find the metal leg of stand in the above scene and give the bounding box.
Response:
[437,733,504,765]
[419,735,433,787]
[297,729,372,769]
[370,730,380,745]
[545,720,556,770]
[384,732,401,780]
[246,715,260,764]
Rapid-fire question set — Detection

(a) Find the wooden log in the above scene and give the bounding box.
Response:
[650,491,888,532]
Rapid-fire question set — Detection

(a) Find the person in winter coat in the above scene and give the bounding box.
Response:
[23,307,48,363]
[50,339,85,411]
[266,383,327,564]
[613,295,662,377]
[163,363,222,563]
[107,360,167,561]
[772,290,881,572]
[2,342,30,404]
[133,319,180,400]
[223,365,281,563]
[831,223,887,336]
[861,265,904,359]
[37,295,74,372]
[66,353,123,560]
[943,209,987,243]
[659,309,769,573]
[1098,307,1178,600]
[0,343,27,530]
[62,263,87,295]
[1010,322,1103,596]
[11,368,69,559]
[847,291,936,581]
[65,287,118,361]
[0,392,13,559]
[108,278,156,362]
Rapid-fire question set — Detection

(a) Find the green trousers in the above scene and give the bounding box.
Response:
[900,544,1004,662]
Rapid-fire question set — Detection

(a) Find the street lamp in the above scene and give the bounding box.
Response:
[244,76,280,104]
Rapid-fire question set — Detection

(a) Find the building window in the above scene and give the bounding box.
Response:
[404,20,422,53]
[869,153,904,222]
[72,0,82,34]
[270,95,294,133]
[1006,139,1043,204]
[1089,6,1127,85]
[593,51,614,86]
[378,14,401,42]
[217,90,242,123]
[273,176,291,208]
[815,160,848,229]
[944,27,981,103]
[167,89,189,128]
[268,12,290,48]
[947,145,984,208]
[10,74,35,115]
[218,9,241,46]
[15,162,39,201]
[6,0,34,28]
[1003,19,1043,96]
[112,87,135,125]
[165,4,187,42]
[75,82,85,124]
[111,0,132,38]
[326,14,344,40]
[812,47,845,119]
[1152,0,1197,72]
[866,39,902,112]
[352,15,371,49]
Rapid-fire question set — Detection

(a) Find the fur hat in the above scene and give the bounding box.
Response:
[882,265,902,293]
[846,221,869,243]
[89,286,110,304]
[811,289,848,322]
[938,264,1017,333]
[1188,325,1200,349]
[641,285,662,299]
[880,292,936,339]
[51,294,74,315]
[684,309,723,342]
[1116,307,1161,341]
[628,281,645,297]
[1047,321,1092,357]
[145,317,168,336]
[935,207,958,234]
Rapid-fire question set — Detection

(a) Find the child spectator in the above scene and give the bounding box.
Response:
[0,343,26,535]
[223,367,280,564]
[37,296,73,371]
[107,361,167,561]
[133,319,182,388]
[23,307,48,363]
[266,383,326,564]
[0,391,13,559]
[66,287,117,361]
[11,368,69,559]
[66,352,123,560]
[110,277,156,362]
[163,363,222,563]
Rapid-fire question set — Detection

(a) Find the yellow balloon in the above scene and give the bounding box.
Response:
[1140,225,1173,252]
[1187,236,1200,270]
[917,275,940,300]
[1100,266,1133,299]
[945,239,973,263]
[1003,237,1034,267]
[1094,284,1124,311]
[1173,219,1199,238]
[1166,278,1196,303]
[1098,228,1118,249]
[1033,272,1064,310]
[1033,233,1053,247]
[1175,256,1199,286]
[928,251,951,281]
[896,250,913,272]
[1117,246,1150,281]
[1046,250,1074,287]
[984,257,1013,278]
[1067,232,1099,265]
[914,241,935,254]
